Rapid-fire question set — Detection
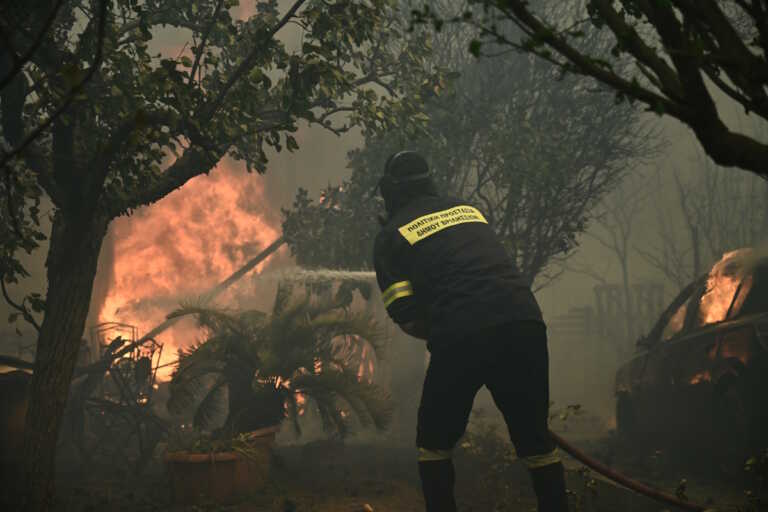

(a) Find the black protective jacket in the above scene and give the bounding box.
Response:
[373,194,543,349]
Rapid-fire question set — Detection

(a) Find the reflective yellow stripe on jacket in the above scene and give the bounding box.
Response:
[398,205,487,245]
[382,280,414,307]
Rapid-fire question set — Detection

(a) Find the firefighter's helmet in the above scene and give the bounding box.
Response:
[382,150,430,185]
[377,150,434,218]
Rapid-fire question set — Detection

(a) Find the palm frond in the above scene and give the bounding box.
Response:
[168,374,207,416]
[172,352,225,380]
[167,277,392,439]
[291,369,393,432]
[168,358,225,415]
[176,335,226,362]
[193,376,228,430]
[168,305,246,338]
[310,310,386,361]
[173,309,261,369]
[304,382,350,438]
[236,309,268,329]
[274,296,312,330]
[317,403,350,438]
[260,312,317,375]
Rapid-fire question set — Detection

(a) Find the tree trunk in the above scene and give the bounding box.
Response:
[621,259,634,353]
[18,211,108,511]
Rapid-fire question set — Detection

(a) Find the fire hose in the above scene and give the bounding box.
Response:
[550,430,708,511]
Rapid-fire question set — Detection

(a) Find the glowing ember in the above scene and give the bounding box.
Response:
[96,159,281,380]
[295,393,307,411]
[689,370,711,385]
[356,343,376,383]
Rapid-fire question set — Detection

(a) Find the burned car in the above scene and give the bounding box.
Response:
[615,249,768,461]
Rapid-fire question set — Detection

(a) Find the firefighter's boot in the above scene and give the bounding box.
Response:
[529,461,569,512]
[418,459,458,512]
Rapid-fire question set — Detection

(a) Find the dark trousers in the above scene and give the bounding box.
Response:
[417,320,553,458]
[416,320,568,511]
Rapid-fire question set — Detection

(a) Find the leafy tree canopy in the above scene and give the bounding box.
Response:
[283,1,659,287]
[0,0,436,319]
[412,0,768,176]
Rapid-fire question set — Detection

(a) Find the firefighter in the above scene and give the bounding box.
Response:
[373,151,569,512]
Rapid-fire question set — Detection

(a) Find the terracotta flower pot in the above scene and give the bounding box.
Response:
[165,451,238,504]
[232,425,280,493]
[165,425,280,504]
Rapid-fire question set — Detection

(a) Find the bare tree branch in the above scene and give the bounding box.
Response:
[0,277,41,332]
[438,0,768,174]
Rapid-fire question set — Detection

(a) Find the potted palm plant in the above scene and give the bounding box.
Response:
[164,281,392,503]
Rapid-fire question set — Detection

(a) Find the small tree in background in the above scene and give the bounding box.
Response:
[587,174,654,346]
[283,0,660,287]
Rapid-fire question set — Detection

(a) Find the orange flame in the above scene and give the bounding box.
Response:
[96,159,281,380]
[663,249,753,340]
[699,249,752,325]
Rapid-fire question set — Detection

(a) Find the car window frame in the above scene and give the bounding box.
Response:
[641,274,708,350]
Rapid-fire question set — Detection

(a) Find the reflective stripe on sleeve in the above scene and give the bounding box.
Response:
[418,447,452,462]
[382,280,414,307]
[522,448,561,468]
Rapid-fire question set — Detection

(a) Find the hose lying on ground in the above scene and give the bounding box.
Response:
[550,430,708,511]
